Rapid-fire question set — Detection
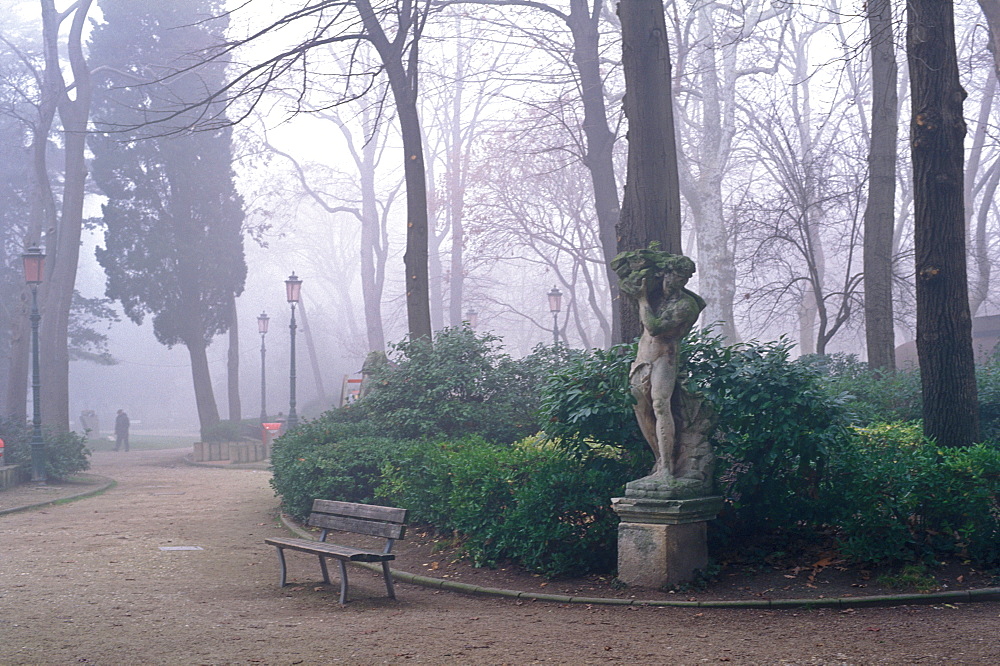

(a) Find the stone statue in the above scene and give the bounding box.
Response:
[612,246,716,499]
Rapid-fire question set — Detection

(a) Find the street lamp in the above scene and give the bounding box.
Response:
[257,311,269,421]
[465,309,478,329]
[548,285,562,346]
[22,247,46,483]
[285,273,302,430]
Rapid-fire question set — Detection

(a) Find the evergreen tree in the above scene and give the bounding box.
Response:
[89,0,246,437]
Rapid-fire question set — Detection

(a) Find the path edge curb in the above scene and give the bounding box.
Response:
[0,474,116,517]
[276,513,1000,610]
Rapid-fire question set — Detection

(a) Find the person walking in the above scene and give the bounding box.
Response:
[114,409,130,452]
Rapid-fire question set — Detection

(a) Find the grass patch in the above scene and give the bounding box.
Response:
[876,564,940,593]
[85,433,197,452]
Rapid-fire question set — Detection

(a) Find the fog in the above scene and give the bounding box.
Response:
[4,0,1000,434]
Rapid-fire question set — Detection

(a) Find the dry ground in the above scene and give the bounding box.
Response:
[1,447,999,665]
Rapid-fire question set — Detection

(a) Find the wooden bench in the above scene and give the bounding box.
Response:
[265,500,408,604]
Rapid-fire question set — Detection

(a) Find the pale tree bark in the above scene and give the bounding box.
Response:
[675,1,782,344]
[616,0,683,344]
[964,73,997,316]
[908,0,979,446]
[863,0,898,371]
[38,0,94,431]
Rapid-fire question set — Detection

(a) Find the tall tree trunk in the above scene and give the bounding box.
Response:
[569,0,622,345]
[227,296,241,422]
[297,295,328,405]
[864,0,898,371]
[964,74,997,316]
[359,135,387,352]
[39,0,93,431]
[615,0,683,344]
[908,0,979,446]
[186,337,221,440]
[358,0,432,340]
[685,5,738,342]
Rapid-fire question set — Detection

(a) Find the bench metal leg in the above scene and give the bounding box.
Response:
[274,547,289,587]
[318,555,331,585]
[382,561,396,599]
[337,560,349,605]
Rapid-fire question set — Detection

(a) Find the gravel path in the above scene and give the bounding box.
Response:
[2,447,999,665]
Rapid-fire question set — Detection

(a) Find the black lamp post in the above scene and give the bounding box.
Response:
[257,311,269,421]
[548,285,562,345]
[285,273,302,430]
[465,309,478,329]
[22,247,46,483]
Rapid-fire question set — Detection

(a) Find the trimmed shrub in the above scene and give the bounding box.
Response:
[378,436,630,577]
[0,416,90,480]
[354,327,572,445]
[682,331,849,536]
[829,423,1000,566]
[269,415,405,520]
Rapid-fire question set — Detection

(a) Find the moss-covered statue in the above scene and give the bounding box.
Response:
[611,245,716,499]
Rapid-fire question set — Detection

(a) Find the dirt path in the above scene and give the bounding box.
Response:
[2,448,999,665]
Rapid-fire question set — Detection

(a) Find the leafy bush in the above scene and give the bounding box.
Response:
[539,330,850,538]
[354,327,570,444]
[539,344,650,472]
[800,353,923,426]
[269,414,406,519]
[829,423,1000,566]
[682,331,849,536]
[379,436,630,577]
[0,416,90,480]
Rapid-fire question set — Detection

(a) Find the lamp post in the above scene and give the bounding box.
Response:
[465,309,478,329]
[257,311,269,421]
[285,273,302,430]
[22,247,46,483]
[547,285,562,345]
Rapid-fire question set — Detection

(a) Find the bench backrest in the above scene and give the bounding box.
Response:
[307,500,408,551]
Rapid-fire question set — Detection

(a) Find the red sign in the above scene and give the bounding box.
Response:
[262,423,282,432]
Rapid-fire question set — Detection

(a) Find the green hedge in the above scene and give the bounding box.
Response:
[349,327,573,445]
[268,415,405,520]
[378,436,631,577]
[828,423,1000,566]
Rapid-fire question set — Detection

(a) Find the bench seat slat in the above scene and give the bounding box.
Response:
[264,537,396,563]
[312,499,407,524]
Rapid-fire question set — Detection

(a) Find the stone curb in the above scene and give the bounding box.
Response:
[181,453,270,471]
[277,513,1000,610]
[0,474,116,517]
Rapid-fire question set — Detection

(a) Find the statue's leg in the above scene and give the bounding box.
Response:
[649,353,679,477]
[630,363,660,470]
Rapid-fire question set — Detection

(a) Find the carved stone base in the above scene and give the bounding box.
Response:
[612,495,724,589]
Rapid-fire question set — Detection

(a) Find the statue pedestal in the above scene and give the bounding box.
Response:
[612,495,724,589]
